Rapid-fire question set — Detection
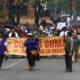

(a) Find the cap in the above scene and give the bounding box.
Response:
[27,33,33,36]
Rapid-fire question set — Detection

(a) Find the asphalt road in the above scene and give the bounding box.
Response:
[0,58,80,80]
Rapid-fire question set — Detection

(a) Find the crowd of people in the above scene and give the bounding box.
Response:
[0,16,80,72]
[0,16,80,40]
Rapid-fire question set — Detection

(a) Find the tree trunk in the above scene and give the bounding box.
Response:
[72,0,77,20]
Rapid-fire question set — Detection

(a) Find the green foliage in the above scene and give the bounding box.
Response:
[0,13,4,17]
[0,2,4,17]
[44,0,70,9]
[0,2,4,11]
[34,0,80,14]
[34,0,70,10]
[77,0,80,14]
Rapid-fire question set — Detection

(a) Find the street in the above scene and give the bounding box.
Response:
[0,58,80,80]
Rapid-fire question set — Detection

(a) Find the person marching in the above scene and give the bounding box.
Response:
[65,32,73,72]
[72,34,80,62]
[24,33,40,71]
[0,32,7,69]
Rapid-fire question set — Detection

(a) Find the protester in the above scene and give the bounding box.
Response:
[24,33,40,71]
[65,32,73,72]
[56,21,66,30]
[59,27,68,37]
[8,27,19,38]
[0,32,7,69]
[72,34,80,62]
[20,26,27,37]
[8,27,19,58]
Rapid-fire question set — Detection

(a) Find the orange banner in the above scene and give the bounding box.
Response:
[6,37,65,56]
[39,37,65,56]
[7,38,26,56]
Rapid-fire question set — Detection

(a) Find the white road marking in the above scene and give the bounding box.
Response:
[3,59,25,70]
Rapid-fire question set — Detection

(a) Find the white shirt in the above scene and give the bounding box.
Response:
[8,32,19,38]
[39,25,44,31]
[59,31,68,37]
[57,22,66,30]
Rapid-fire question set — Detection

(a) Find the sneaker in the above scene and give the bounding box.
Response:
[64,69,68,72]
[67,69,72,72]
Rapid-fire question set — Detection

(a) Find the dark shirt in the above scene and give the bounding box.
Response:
[73,38,80,49]
[65,38,73,53]
[24,39,39,54]
[0,38,6,55]
[12,33,15,37]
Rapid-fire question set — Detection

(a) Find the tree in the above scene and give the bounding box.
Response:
[15,0,29,25]
[8,0,15,24]
[72,0,77,20]
[37,0,76,15]
[34,0,44,25]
